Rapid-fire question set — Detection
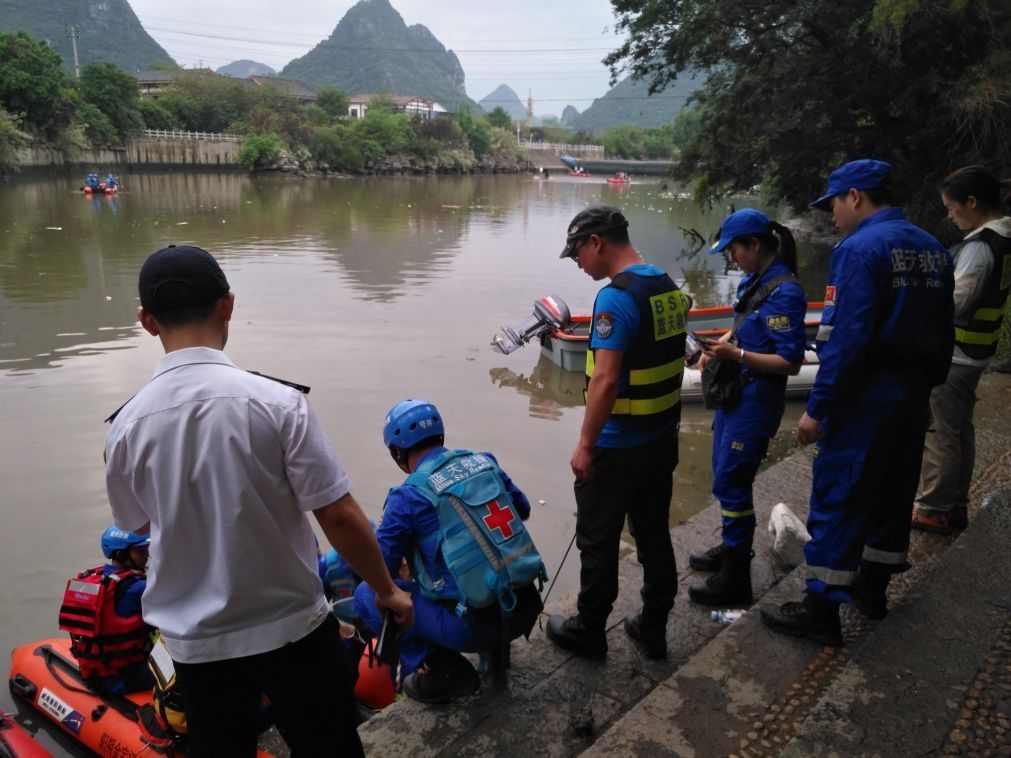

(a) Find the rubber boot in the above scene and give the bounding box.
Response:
[759,592,843,646]
[689,542,730,572]
[688,546,752,606]
[545,614,607,660]
[850,562,891,620]
[402,647,480,705]
[623,610,667,659]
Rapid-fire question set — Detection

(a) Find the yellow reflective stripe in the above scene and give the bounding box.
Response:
[585,349,594,377]
[955,327,1000,346]
[611,388,681,416]
[629,357,685,385]
[720,509,755,518]
[972,306,1004,321]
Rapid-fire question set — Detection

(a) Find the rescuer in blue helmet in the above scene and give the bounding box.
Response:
[59,526,155,695]
[353,399,545,705]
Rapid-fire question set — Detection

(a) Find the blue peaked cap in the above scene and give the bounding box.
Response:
[811,159,893,211]
[709,209,772,253]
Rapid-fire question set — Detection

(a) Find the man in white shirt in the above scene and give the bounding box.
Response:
[106,245,413,757]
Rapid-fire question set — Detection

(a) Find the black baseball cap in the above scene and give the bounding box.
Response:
[138,245,230,313]
[560,204,629,258]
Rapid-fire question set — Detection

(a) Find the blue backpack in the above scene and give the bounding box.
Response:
[405,449,547,615]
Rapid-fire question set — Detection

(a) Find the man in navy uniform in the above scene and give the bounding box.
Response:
[761,160,954,643]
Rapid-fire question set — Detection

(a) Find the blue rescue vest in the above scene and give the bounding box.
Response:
[405,449,547,615]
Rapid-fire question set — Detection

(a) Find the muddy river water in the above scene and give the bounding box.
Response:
[0,171,829,739]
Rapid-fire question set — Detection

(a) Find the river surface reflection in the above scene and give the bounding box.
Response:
[0,172,827,738]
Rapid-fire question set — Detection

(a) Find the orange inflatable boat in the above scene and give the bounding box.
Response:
[10,636,395,756]
[9,638,277,757]
[0,712,51,757]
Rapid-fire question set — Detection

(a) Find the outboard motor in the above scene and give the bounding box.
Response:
[492,295,572,355]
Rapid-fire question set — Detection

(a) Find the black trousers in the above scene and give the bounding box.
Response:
[574,426,679,627]
[173,614,363,758]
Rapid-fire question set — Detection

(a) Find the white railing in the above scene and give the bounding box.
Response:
[518,140,604,155]
[141,129,244,142]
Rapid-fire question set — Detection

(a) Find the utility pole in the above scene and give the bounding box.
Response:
[66,25,80,80]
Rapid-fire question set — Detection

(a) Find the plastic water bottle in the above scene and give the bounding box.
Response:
[711,609,743,625]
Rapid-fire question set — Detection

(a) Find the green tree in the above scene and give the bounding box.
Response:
[353,108,411,159]
[0,107,29,173]
[77,102,118,146]
[485,106,512,130]
[0,31,69,137]
[467,121,492,157]
[238,133,282,169]
[600,124,644,158]
[313,123,365,170]
[315,86,350,120]
[79,62,144,141]
[162,71,252,132]
[137,98,180,130]
[606,0,1011,232]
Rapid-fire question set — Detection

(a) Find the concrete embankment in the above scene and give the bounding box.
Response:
[332,370,1011,758]
[17,137,244,170]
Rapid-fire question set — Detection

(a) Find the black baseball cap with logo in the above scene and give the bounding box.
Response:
[560,204,629,258]
[138,245,230,314]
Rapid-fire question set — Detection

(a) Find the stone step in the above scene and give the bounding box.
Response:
[581,459,1011,757]
[357,449,815,757]
[782,490,1011,757]
[360,372,1011,757]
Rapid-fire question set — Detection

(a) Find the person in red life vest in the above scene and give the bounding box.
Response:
[59,526,155,695]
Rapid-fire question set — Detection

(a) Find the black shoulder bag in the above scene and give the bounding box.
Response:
[701,273,797,411]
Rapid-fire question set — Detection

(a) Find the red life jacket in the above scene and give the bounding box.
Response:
[58,566,152,680]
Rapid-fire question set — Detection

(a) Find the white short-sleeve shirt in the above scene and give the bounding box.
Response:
[105,347,351,663]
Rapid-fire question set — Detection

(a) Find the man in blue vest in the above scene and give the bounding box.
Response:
[761,160,954,642]
[353,399,543,704]
[546,205,690,660]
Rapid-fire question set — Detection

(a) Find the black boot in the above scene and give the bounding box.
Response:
[688,546,752,606]
[760,592,843,646]
[623,610,667,659]
[402,647,480,705]
[545,614,607,660]
[689,542,731,572]
[850,562,891,619]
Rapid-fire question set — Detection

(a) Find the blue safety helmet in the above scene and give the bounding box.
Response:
[382,399,444,450]
[101,525,150,559]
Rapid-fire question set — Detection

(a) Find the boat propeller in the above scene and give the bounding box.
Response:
[492,295,572,355]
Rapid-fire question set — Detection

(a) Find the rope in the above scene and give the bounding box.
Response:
[537,530,577,631]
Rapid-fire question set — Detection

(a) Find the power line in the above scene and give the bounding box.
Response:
[136,13,624,45]
[143,26,616,54]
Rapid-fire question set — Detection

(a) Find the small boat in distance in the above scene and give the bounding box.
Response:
[606,172,631,185]
[569,167,592,177]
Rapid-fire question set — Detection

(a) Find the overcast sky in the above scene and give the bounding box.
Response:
[128,0,628,115]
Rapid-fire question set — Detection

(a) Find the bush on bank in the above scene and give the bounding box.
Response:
[0,30,527,175]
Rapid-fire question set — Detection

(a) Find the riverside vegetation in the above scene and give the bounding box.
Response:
[0,28,685,177]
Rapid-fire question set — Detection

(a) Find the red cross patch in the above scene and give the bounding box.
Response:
[483,500,516,539]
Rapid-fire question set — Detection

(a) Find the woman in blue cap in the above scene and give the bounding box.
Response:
[688,209,808,606]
